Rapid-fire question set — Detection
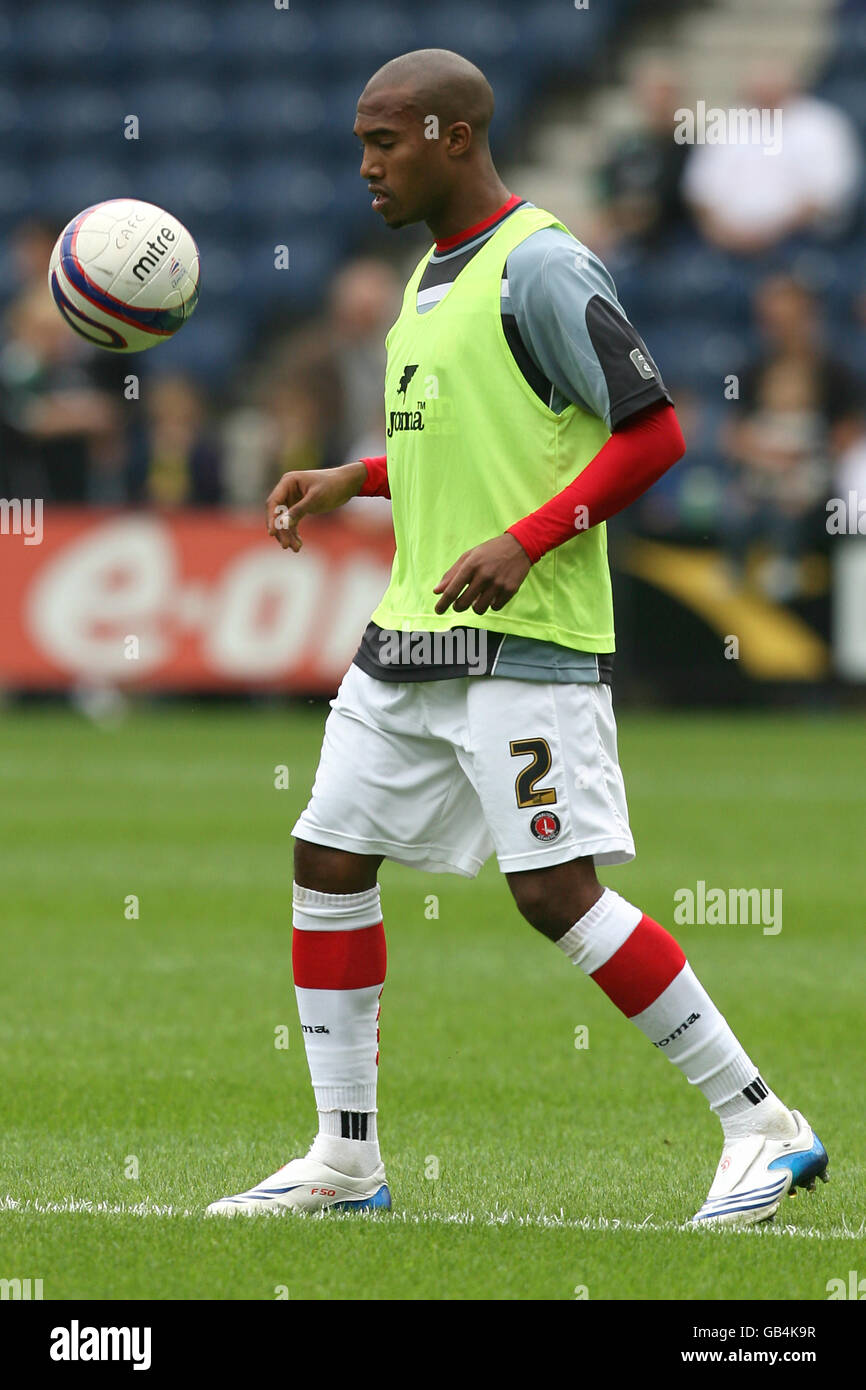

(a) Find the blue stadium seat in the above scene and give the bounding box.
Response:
[145,310,247,384]
[815,74,866,133]
[0,165,41,221]
[40,159,131,220]
[115,5,219,67]
[226,234,339,314]
[519,1,612,75]
[119,81,228,142]
[14,86,121,149]
[0,13,14,75]
[213,5,328,75]
[15,5,119,73]
[420,4,523,63]
[228,81,330,152]
[834,324,866,379]
[614,246,756,327]
[187,242,246,325]
[0,86,24,146]
[132,158,234,222]
[302,4,426,73]
[642,320,758,394]
[234,160,342,225]
[783,241,866,318]
[821,12,866,79]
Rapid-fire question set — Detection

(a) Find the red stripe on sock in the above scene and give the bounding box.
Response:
[590,914,686,1018]
[292,922,387,990]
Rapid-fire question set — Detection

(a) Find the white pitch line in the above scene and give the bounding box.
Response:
[1,1194,863,1241]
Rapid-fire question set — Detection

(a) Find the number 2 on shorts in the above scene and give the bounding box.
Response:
[509,737,557,808]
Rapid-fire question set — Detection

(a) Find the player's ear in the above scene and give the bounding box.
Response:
[445,121,472,157]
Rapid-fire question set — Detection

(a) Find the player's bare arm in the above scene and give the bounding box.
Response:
[266,460,368,551]
[433,533,531,615]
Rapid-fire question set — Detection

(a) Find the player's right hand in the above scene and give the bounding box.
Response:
[266,462,367,551]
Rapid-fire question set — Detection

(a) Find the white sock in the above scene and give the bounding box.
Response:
[293,882,385,1177]
[557,889,796,1141]
[715,1088,798,1142]
[308,1109,380,1178]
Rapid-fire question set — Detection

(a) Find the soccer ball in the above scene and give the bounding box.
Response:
[48,198,200,352]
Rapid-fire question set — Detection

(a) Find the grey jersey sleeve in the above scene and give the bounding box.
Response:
[505,228,672,428]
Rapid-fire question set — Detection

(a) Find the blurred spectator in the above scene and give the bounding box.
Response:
[127,375,222,506]
[11,217,59,293]
[221,358,339,507]
[326,257,401,461]
[722,274,863,598]
[222,257,401,506]
[837,431,866,506]
[272,257,401,463]
[0,284,126,503]
[266,373,331,478]
[683,62,862,256]
[598,62,690,249]
[630,384,727,536]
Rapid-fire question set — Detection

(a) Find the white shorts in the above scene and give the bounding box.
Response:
[292,664,635,878]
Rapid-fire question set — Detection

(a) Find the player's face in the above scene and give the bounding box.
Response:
[354,90,448,231]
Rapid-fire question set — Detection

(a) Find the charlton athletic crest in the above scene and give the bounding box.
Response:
[530,811,561,842]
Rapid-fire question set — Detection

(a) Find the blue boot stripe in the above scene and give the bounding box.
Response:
[767,1136,828,1186]
[245,1184,303,1199]
[694,1193,785,1220]
[702,1178,788,1207]
[332,1184,391,1212]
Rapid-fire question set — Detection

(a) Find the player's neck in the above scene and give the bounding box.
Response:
[427,174,513,247]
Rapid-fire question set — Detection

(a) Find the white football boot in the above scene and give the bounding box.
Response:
[206,1154,391,1217]
[692,1109,828,1226]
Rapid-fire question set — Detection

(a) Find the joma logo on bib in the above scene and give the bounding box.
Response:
[386,406,425,437]
[387,361,425,436]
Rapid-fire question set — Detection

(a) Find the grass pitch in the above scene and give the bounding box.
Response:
[1,704,863,1300]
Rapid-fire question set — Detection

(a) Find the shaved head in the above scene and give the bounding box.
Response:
[364,48,495,140]
[354,48,509,239]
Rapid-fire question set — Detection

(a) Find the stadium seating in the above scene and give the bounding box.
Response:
[0,0,641,379]
[2,0,863,418]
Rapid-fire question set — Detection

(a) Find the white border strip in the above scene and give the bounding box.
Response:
[2,1194,862,1241]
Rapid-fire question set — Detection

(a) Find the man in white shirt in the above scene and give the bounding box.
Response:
[683,62,861,255]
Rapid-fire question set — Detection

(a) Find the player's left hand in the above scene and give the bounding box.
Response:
[434,533,532,615]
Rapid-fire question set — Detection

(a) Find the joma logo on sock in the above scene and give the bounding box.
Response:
[302,1025,330,1034]
[655,1012,701,1048]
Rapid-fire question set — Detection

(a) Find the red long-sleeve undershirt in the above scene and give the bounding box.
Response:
[359,401,685,562]
[358,453,392,498]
